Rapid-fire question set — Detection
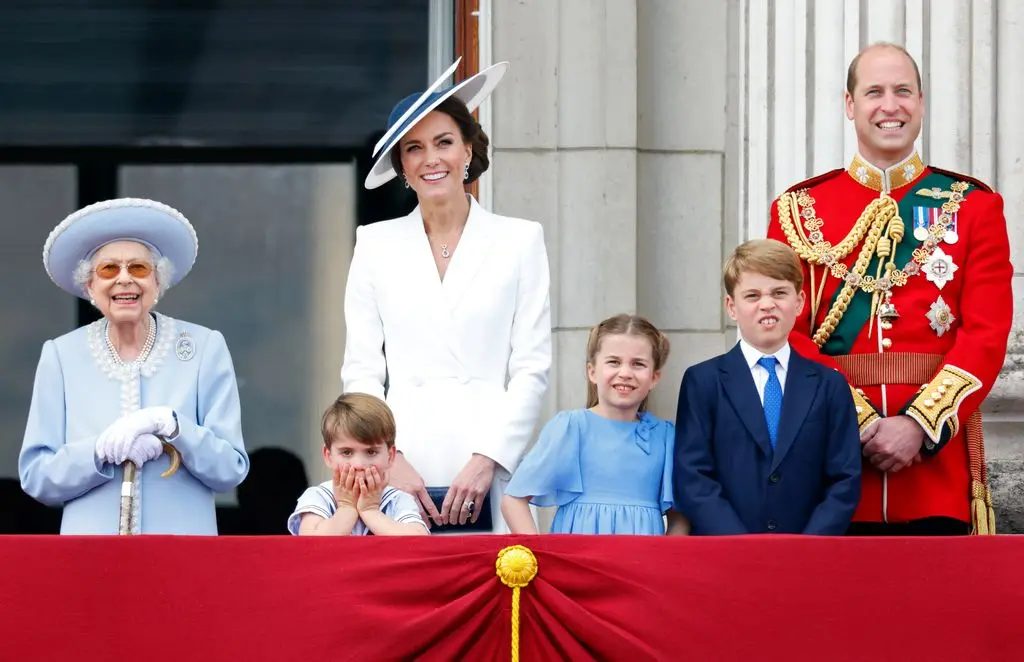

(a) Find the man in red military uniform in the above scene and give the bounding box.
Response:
[767,42,1013,535]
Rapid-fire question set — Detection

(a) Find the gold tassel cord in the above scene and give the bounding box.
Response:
[496,545,538,662]
[776,192,900,348]
[867,205,905,338]
[811,200,896,347]
[965,412,996,535]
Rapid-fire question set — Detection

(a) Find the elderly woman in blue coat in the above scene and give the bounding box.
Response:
[19,198,249,535]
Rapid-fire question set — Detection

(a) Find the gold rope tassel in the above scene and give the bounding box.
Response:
[496,545,538,662]
[970,480,991,536]
[988,486,997,534]
[965,412,996,535]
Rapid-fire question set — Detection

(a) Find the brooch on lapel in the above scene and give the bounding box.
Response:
[923,247,958,290]
[175,331,196,361]
[926,296,955,337]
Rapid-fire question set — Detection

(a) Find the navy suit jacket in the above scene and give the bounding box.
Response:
[673,343,861,535]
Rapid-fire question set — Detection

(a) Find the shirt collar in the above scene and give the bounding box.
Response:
[738,338,791,372]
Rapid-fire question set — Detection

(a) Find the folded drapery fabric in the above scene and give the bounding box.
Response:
[1,534,1020,661]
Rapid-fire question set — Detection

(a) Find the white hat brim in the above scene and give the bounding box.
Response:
[371,58,464,158]
[364,61,509,190]
[43,198,199,299]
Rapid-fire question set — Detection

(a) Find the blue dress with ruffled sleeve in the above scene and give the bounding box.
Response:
[504,409,675,535]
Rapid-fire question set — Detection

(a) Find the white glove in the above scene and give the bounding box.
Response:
[95,407,178,466]
[124,433,164,468]
[95,422,127,465]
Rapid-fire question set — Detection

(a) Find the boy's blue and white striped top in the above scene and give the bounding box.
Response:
[287,482,427,535]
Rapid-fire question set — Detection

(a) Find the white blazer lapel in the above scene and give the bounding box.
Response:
[387,211,449,334]
[441,197,497,311]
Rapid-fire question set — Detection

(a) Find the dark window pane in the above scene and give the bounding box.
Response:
[0,1,430,147]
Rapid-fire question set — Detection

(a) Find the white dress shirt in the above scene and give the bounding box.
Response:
[738,339,791,405]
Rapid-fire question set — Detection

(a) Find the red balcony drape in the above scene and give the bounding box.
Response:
[2,534,1021,661]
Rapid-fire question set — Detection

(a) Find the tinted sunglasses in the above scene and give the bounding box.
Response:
[94,260,154,280]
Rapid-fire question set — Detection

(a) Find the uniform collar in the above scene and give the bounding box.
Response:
[846,151,925,192]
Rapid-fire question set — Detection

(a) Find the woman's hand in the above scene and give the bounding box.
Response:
[388,452,442,527]
[442,454,496,525]
[124,434,164,468]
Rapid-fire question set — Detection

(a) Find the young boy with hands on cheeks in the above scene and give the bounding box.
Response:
[673,239,861,536]
[288,393,428,536]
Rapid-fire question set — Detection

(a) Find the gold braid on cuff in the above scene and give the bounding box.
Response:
[849,385,881,433]
[905,365,982,444]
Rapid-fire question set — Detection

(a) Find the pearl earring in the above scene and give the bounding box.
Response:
[153,297,159,306]
[89,298,96,307]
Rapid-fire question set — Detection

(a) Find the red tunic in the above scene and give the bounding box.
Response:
[767,153,1013,525]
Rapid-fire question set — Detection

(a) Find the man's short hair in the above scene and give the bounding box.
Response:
[846,42,923,95]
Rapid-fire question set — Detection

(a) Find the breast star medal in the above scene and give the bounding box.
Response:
[923,247,958,290]
[926,296,955,337]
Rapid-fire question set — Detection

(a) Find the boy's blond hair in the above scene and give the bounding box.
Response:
[320,393,396,449]
[723,239,804,297]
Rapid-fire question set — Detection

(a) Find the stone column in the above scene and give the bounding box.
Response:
[490,0,639,423]
[636,0,737,415]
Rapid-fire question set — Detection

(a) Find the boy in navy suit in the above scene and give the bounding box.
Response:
[673,239,861,535]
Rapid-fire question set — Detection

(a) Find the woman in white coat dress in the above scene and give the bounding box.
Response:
[343,58,552,533]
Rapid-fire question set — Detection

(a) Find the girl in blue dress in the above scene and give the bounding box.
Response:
[502,314,689,535]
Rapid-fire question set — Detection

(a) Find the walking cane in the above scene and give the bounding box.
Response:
[117,442,182,536]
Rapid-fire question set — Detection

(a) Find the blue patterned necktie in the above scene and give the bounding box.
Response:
[757,356,782,449]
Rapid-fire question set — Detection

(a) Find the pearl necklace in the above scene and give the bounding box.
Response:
[105,315,157,367]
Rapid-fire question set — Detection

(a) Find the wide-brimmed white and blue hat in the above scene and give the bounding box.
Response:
[42,198,199,299]
[364,57,509,190]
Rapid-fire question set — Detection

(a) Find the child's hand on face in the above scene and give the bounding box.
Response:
[333,464,360,511]
[356,466,387,513]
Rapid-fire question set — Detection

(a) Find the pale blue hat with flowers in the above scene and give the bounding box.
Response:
[364,57,509,190]
[42,198,199,299]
